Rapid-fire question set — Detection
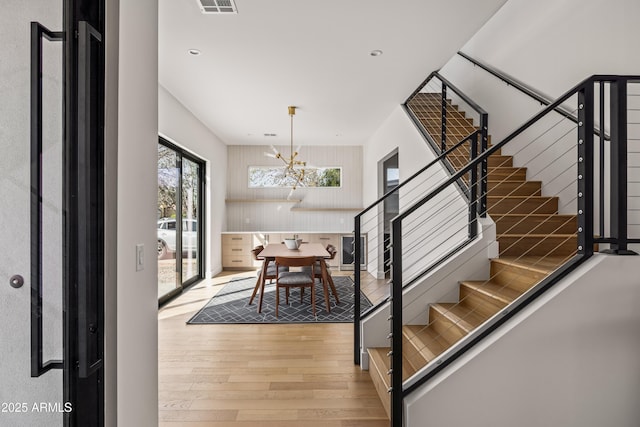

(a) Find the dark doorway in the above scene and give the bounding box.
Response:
[382,151,399,277]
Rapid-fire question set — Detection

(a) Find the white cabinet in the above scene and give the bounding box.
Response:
[221,234,253,269]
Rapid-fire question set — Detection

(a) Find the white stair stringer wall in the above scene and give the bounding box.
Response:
[404,253,640,427]
[360,217,497,370]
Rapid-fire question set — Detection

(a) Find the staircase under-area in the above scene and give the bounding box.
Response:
[367,93,578,418]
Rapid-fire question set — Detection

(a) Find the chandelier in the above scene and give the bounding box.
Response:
[265,106,307,197]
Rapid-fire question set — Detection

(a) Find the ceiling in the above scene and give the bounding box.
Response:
[158,0,507,147]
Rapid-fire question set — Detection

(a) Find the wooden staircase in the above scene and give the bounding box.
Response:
[368,93,578,418]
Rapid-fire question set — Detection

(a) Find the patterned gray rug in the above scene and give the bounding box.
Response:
[187,276,373,324]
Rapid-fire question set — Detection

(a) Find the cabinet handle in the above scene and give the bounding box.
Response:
[231,248,242,252]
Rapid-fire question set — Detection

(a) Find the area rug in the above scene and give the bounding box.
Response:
[187,276,373,324]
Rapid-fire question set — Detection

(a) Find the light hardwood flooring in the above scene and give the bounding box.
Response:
[158,270,390,426]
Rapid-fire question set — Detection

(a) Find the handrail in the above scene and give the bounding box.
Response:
[389,74,640,427]
[457,51,610,141]
[395,75,594,221]
[352,129,480,365]
[404,70,489,214]
[404,71,488,116]
[354,70,490,365]
[405,70,489,156]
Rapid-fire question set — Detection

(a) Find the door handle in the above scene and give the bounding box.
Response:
[77,21,103,379]
[30,21,64,378]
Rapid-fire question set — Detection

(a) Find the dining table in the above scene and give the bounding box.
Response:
[251,242,336,314]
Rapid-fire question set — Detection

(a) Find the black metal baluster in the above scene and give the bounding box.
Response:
[577,80,594,257]
[354,219,361,365]
[604,77,636,254]
[441,84,447,153]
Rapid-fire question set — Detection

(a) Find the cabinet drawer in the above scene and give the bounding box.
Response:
[222,254,252,268]
[222,234,252,246]
[314,234,339,246]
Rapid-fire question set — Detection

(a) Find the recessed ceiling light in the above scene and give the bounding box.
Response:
[370,49,383,57]
[188,49,201,56]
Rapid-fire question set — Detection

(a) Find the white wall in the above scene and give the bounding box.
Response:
[159,85,227,277]
[439,0,640,249]
[405,254,640,427]
[447,0,640,101]
[116,0,159,425]
[363,106,435,207]
[104,0,119,425]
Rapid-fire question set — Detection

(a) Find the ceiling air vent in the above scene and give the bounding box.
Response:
[196,0,238,14]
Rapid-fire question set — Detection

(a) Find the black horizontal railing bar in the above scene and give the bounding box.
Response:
[395,75,604,222]
[355,130,479,219]
[457,51,557,108]
[365,236,478,320]
[433,72,488,116]
[403,70,487,158]
[404,71,488,117]
[457,51,612,141]
[357,129,484,309]
[405,70,439,102]
[403,253,587,395]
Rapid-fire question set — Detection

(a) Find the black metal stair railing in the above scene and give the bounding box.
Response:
[404,71,489,216]
[387,75,640,427]
[353,72,489,365]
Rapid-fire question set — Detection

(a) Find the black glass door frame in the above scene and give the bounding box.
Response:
[158,137,205,304]
[64,1,105,425]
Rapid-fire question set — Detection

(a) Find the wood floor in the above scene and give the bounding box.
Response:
[158,270,389,426]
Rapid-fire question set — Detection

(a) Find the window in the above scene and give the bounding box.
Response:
[248,166,342,188]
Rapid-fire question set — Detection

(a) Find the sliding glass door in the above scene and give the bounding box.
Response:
[181,157,201,283]
[157,138,205,302]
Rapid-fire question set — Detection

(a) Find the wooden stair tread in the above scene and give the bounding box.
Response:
[493,214,577,233]
[487,181,542,196]
[498,233,576,238]
[491,256,569,274]
[488,195,556,200]
[431,303,487,333]
[368,347,414,382]
[488,196,559,215]
[491,255,569,275]
[497,233,577,257]
[460,280,521,305]
[491,213,575,218]
[403,325,451,361]
[367,347,392,418]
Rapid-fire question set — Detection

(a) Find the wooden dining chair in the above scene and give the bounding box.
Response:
[301,244,340,309]
[274,256,317,317]
[248,245,287,307]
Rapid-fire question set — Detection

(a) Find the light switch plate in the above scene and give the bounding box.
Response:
[136,244,144,271]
